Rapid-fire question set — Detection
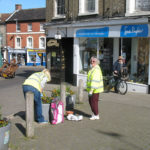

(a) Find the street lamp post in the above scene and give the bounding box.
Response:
[0,33,3,67]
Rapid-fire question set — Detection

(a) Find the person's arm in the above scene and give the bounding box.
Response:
[40,77,48,93]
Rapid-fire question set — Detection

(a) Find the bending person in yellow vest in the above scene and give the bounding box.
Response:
[86,56,104,120]
[22,69,51,124]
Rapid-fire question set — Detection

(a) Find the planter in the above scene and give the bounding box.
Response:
[127,82,148,94]
[42,95,76,121]
[42,104,50,122]
[66,95,76,111]
[0,123,11,150]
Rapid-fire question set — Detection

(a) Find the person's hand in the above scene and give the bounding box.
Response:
[41,93,43,97]
[88,91,93,96]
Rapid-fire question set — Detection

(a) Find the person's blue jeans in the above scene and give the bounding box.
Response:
[22,85,45,122]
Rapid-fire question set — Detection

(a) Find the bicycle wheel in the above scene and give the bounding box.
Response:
[117,80,128,95]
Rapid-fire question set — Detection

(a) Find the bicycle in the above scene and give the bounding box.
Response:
[104,70,128,95]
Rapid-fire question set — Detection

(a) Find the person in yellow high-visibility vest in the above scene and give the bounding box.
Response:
[22,69,51,124]
[86,56,104,120]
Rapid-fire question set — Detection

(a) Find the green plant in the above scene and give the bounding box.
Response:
[41,86,75,104]
[41,92,53,104]
[0,106,9,128]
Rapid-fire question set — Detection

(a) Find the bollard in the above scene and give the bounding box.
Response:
[78,79,84,103]
[26,92,34,138]
[60,82,66,113]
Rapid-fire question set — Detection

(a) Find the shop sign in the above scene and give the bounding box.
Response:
[120,24,148,37]
[27,49,45,53]
[76,27,109,37]
[47,39,59,47]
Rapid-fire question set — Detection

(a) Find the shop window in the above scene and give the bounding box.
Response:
[79,37,113,75]
[126,0,150,16]
[27,37,33,48]
[28,52,36,64]
[28,23,32,31]
[79,0,98,16]
[135,38,149,84]
[15,37,21,49]
[54,0,65,18]
[39,37,46,49]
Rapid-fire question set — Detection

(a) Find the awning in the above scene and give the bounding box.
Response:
[75,24,149,38]
[8,49,26,53]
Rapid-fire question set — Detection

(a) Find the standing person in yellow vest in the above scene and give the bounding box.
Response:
[86,56,104,120]
[22,69,51,124]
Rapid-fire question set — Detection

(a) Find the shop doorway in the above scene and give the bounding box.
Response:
[47,38,73,84]
[61,38,73,84]
[120,38,131,74]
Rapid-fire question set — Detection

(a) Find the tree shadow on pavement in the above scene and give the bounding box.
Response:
[14,111,25,121]
[73,109,91,118]
[96,130,142,150]
[15,123,26,136]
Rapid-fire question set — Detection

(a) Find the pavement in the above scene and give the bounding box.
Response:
[7,84,150,150]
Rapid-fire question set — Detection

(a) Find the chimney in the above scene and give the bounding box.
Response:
[15,4,22,10]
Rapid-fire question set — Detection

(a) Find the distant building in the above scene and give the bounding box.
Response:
[0,13,11,61]
[5,4,46,66]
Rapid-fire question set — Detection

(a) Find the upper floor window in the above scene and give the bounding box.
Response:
[28,23,32,31]
[39,37,46,49]
[54,0,65,18]
[126,0,150,16]
[40,23,44,31]
[79,0,98,15]
[27,37,33,48]
[16,23,20,32]
[15,36,21,49]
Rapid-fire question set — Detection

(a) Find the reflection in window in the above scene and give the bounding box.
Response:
[27,37,33,48]
[136,0,150,11]
[136,38,149,84]
[28,23,32,31]
[16,37,21,48]
[39,37,45,49]
[79,0,98,14]
[79,38,97,73]
[87,0,95,12]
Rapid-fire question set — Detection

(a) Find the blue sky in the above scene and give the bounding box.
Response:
[0,0,46,13]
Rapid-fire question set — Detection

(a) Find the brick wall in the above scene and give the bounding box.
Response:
[6,21,45,49]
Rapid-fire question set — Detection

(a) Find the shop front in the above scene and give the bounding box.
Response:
[45,17,150,93]
[27,49,46,66]
[8,48,26,66]
[74,23,150,93]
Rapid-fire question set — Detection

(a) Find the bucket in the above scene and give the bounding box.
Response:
[0,123,11,150]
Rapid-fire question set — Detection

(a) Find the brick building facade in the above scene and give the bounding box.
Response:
[5,4,46,66]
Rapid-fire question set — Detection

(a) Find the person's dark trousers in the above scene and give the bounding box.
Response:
[22,85,45,122]
[89,93,99,115]
[114,76,119,93]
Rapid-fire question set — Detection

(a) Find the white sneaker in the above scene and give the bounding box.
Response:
[90,114,100,120]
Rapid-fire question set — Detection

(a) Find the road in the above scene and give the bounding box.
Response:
[0,66,44,117]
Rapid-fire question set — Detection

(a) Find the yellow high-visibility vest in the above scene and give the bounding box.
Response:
[86,65,104,93]
[23,72,48,92]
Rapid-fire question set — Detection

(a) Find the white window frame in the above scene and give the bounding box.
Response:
[126,0,150,16]
[39,36,46,49]
[28,23,32,31]
[40,23,44,31]
[27,36,33,48]
[53,0,66,18]
[79,0,98,16]
[15,36,21,49]
[16,23,20,32]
